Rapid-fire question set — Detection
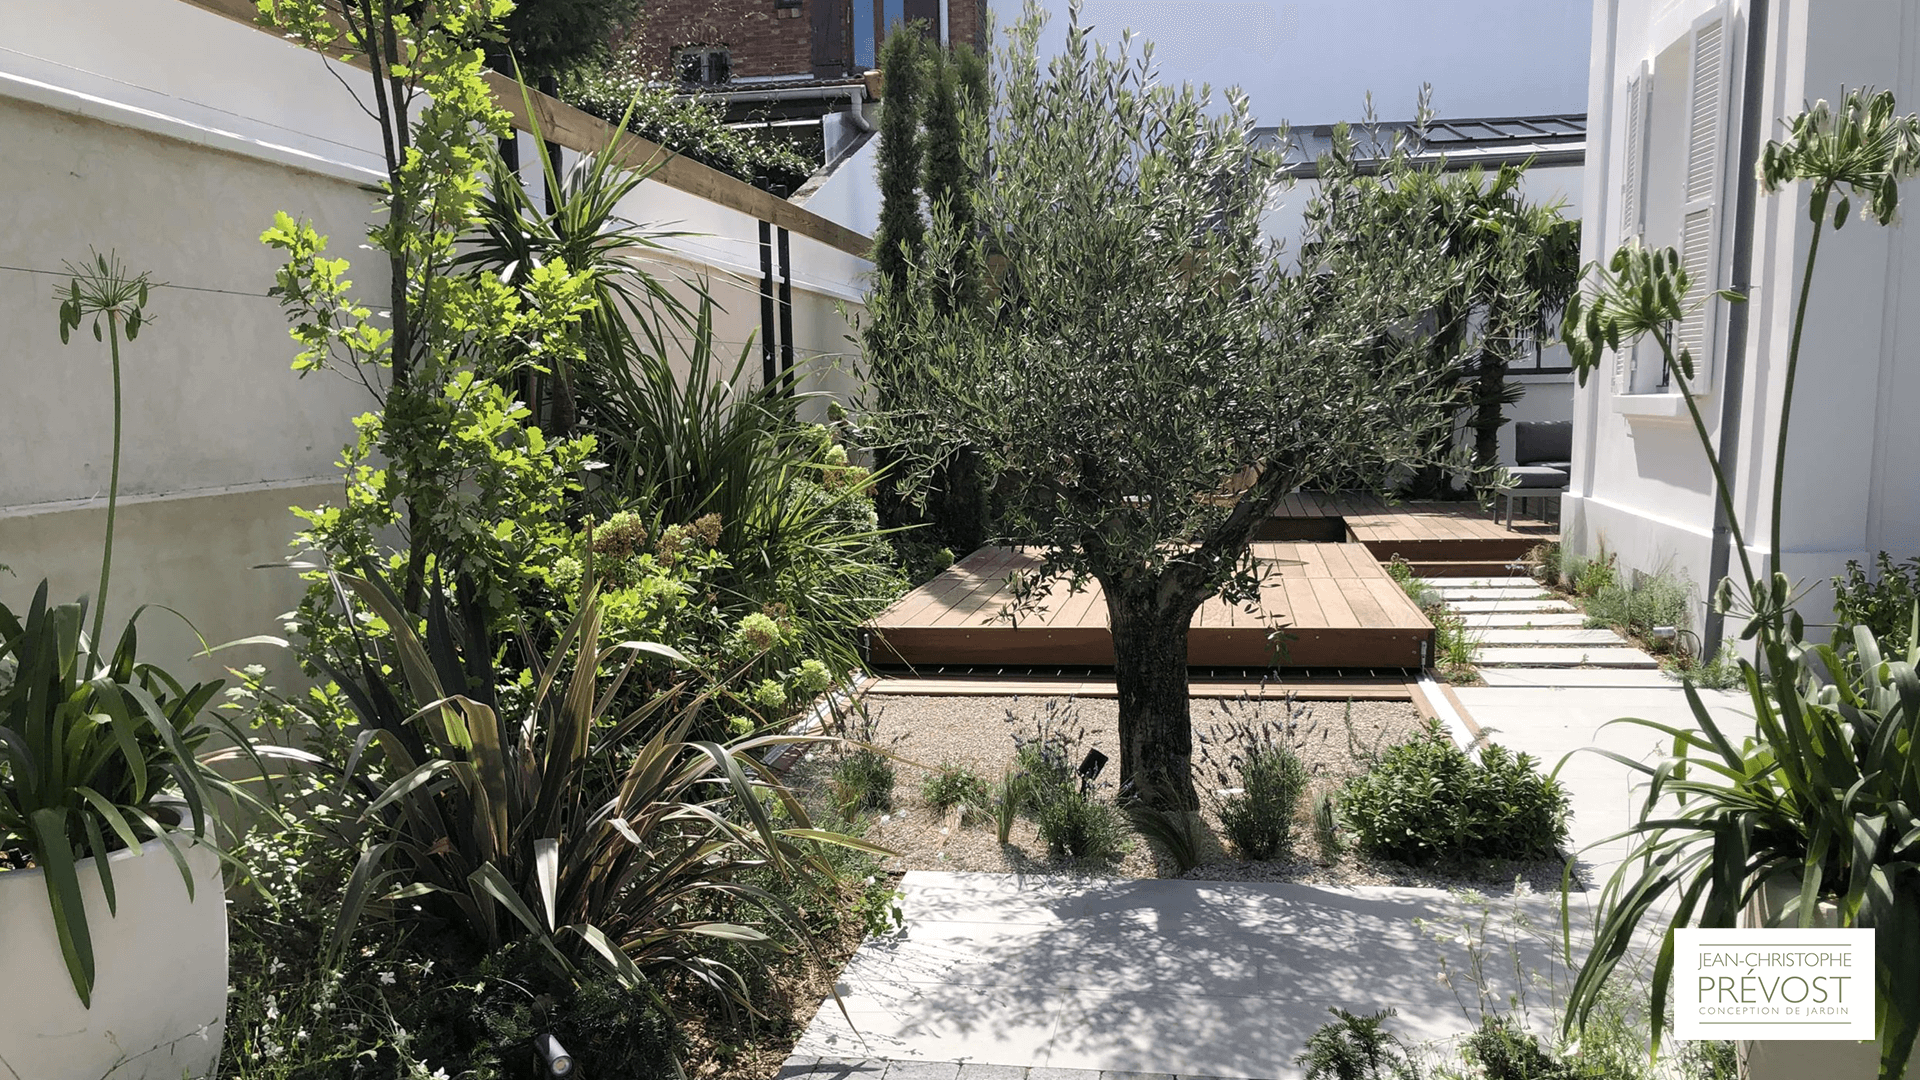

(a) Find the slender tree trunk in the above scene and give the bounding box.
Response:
[1470,339,1509,480]
[1106,582,1201,811]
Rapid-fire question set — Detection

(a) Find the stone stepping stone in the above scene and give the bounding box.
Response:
[1421,576,1545,589]
[1438,588,1554,601]
[1474,645,1658,668]
[1449,599,1577,613]
[1477,666,1679,688]
[1470,628,1628,647]
[1460,612,1588,628]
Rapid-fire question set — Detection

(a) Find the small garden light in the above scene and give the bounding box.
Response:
[534,1033,576,1078]
[1077,749,1108,793]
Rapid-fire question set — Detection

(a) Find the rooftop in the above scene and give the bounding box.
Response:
[1259,112,1587,177]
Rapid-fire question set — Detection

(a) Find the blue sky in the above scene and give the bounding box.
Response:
[984,0,1595,126]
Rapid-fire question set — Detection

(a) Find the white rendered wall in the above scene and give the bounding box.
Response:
[1569,0,1920,639]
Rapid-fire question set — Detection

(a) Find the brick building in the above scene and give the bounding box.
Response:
[622,0,987,86]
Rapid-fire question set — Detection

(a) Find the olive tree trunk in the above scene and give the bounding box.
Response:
[1106,581,1204,810]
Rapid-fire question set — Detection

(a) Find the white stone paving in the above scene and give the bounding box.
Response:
[796,872,1573,1078]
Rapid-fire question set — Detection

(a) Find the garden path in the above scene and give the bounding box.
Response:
[1424,574,1756,874]
[779,579,1756,1080]
[781,871,1569,1080]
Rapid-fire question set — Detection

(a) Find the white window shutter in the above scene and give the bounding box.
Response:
[1675,8,1736,389]
[1615,63,1652,394]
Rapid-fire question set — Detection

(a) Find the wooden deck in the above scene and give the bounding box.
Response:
[1262,491,1556,570]
[865,543,1433,670]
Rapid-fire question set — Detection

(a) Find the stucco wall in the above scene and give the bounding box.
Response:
[1569,0,1920,639]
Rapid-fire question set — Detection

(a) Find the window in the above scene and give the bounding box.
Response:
[676,46,731,85]
[1509,325,1574,376]
[1614,6,1737,396]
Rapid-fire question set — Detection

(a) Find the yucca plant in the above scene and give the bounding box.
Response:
[321,565,887,1013]
[1558,89,1920,1080]
[0,584,300,1006]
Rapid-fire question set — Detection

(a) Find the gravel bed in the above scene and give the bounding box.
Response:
[786,693,1571,892]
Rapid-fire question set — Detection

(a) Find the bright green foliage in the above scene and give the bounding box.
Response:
[259,0,603,652]
[564,67,816,191]
[1296,1008,1422,1080]
[1834,552,1920,655]
[0,583,303,1006]
[1339,721,1568,866]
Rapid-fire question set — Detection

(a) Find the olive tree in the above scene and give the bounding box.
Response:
[868,1,1466,808]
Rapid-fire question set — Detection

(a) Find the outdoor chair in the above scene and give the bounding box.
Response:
[1497,420,1572,527]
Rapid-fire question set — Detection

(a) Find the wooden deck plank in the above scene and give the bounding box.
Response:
[867,542,1432,669]
[933,550,1040,627]
[1309,577,1360,627]
[875,547,1010,624]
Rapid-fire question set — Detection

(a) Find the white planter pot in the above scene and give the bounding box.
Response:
[0,829,228,1080]
[1739,877,1889,1080]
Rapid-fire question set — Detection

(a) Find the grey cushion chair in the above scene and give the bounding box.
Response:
[1498,420,1573,526]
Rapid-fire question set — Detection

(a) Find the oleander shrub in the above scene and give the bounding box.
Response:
[1338,721,1568,865]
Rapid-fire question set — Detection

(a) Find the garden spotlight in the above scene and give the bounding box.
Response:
[534,1033,576,1077]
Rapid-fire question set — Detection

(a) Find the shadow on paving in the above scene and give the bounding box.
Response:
[797,872,1587,1078]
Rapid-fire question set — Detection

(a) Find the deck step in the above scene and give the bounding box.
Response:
[1474,646,1659,668]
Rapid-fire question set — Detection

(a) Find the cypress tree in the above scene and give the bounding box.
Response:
[873,27,928,291]
[921,47,978,315]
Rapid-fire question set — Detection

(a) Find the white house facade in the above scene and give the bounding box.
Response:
[1570,0,1920,656]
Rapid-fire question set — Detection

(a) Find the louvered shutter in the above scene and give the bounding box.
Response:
[1674,8,1736,390]
[1616,62,1652,394]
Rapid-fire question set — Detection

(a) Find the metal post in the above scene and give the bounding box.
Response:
[758,220,778,389]
[777,226,796,393]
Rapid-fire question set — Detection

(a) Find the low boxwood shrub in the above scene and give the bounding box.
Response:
[1338,721,1568,865]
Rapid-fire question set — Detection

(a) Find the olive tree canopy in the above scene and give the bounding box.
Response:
[866,0,1470,808]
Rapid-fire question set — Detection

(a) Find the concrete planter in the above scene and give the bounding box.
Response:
[1740,877,1887,1080]
[0,827,228,1079]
